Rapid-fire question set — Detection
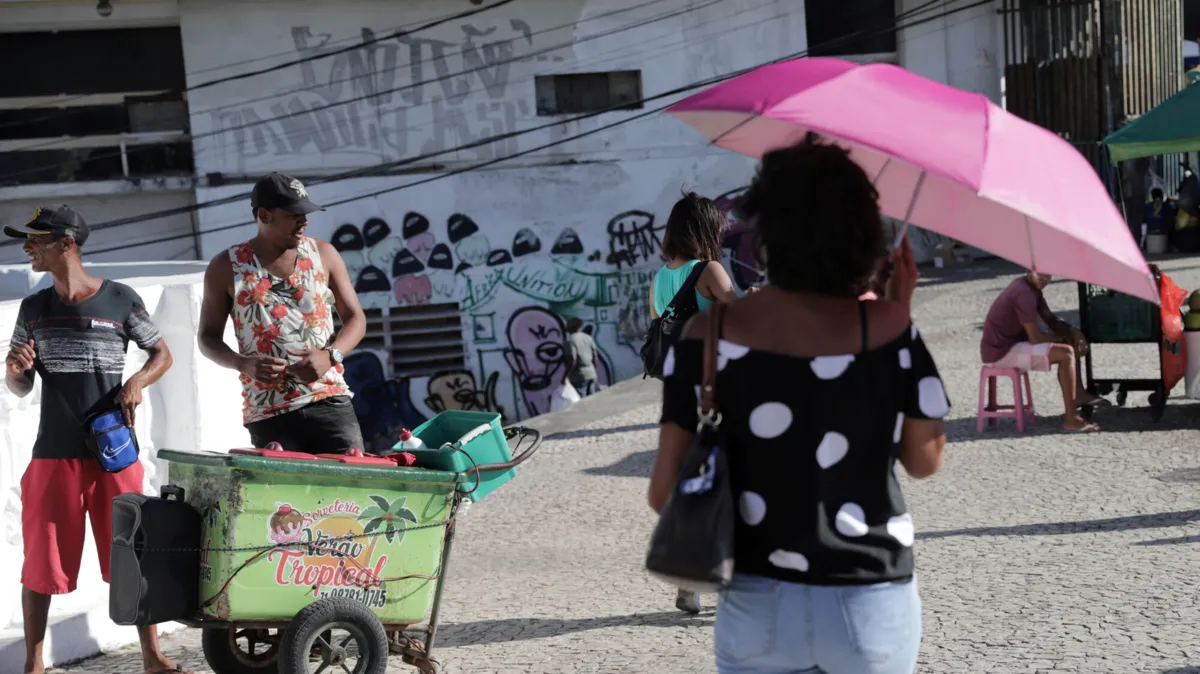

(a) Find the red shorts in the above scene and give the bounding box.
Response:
[21,458,145,595]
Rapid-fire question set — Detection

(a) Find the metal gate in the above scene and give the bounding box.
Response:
[1001,0,1185,208]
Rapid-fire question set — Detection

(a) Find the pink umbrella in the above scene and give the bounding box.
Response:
[668,58,1159,303]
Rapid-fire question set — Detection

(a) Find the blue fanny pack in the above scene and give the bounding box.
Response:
[83,410,140,473]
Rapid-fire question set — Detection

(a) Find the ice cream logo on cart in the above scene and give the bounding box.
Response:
[266,496,418,608]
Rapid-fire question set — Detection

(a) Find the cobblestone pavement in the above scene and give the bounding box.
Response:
[55,256,1200,673]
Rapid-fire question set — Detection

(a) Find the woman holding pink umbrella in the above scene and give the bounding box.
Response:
[649,134,948,674]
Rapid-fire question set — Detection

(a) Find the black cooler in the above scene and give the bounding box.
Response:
[109,485,202,626]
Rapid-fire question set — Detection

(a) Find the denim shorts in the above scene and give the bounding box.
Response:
[714,573,921,674]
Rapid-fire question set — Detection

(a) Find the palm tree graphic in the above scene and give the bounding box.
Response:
[358,495,418,544]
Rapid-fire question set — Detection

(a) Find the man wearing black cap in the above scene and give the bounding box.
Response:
[3,206,187,674]
[198,172,368,454]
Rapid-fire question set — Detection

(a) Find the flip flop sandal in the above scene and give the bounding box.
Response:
[1066,423,1101,433]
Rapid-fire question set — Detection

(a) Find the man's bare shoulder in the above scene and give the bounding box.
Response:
[206,247,233,268]
[309,237,334,252]
[204,249,235,295]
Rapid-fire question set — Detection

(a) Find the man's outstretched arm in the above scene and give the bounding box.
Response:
[1038,304,1079,343]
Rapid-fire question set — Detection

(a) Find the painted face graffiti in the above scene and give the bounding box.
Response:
[425,369,501,415]
[406,231,437,263]
[503,306,567,416]
[456,233,491,269]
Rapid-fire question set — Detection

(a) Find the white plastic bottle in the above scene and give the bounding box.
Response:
[397,429,426,452]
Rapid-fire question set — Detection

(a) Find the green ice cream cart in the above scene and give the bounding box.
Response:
[142,413,539,674]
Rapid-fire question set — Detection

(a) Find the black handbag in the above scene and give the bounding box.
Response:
[645,303,735,593]
[640,261,708,379]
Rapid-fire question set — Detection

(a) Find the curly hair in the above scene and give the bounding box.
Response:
[734,133,885,296]
[661,191,728,262]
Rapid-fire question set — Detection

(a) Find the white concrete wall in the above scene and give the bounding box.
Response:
[897,0,1003,103]
[0,271,247,674]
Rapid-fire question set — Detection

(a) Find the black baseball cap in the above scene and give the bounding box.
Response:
[4,205,90,246]
[250,172,324,214]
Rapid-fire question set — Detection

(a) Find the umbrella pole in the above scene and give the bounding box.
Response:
[874,159,896,239]
[873,158,892,186]
[1025,214,1037,272]
[892,170,927,249]
[878,169,927,293]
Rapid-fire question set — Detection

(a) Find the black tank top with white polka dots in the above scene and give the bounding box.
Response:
[659,309,950,586]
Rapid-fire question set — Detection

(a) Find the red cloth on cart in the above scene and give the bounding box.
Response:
[1159,271,1188,391]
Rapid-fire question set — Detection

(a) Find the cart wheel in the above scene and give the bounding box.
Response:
[278,598,388,674]
[1149,391,1166,422]
[1116,390,1128,407]
[201,628,280,674]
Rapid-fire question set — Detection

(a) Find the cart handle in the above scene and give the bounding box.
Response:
[470,425,542,474]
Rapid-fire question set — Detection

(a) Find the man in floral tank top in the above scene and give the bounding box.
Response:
[198,173,369,453]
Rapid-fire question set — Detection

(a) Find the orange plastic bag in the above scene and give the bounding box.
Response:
[1159,270,1188,391]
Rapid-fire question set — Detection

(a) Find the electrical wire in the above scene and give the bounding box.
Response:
[185,6,509,78]
[31,0,959,254]
[0,7,783,257]
[0,0,516,134]
[187,0,680,118]
[7,0,975,256]
[0,0,725,179]
[186,0,776,161]
[8,0,949,175]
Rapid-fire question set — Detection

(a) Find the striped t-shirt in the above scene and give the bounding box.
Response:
[9,280,162,459]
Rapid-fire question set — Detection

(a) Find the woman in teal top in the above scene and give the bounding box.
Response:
[650,192,740,320]
[648,191,742,617]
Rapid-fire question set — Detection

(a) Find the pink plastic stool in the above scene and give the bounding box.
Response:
[977,366,1036,432]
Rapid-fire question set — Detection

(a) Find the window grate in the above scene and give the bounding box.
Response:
[335,302,467,379]
[535,70,643,116]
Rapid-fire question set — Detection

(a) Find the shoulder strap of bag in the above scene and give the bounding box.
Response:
[699,302,725,423]
[858,299,869,354]
[664,261,709,316]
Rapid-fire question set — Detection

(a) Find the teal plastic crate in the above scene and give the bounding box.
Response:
[402,410,516,502]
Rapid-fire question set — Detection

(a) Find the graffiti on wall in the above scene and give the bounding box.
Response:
[502,306,615,416]
[331,211,503,310]
[210,19,536,163]
[336,208,665,434]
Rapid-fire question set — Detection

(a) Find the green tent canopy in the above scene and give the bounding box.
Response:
[1102,80,1200,163]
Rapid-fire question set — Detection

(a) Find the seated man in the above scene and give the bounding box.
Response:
[981,271,1103,432]
[1142,188,1176,248]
